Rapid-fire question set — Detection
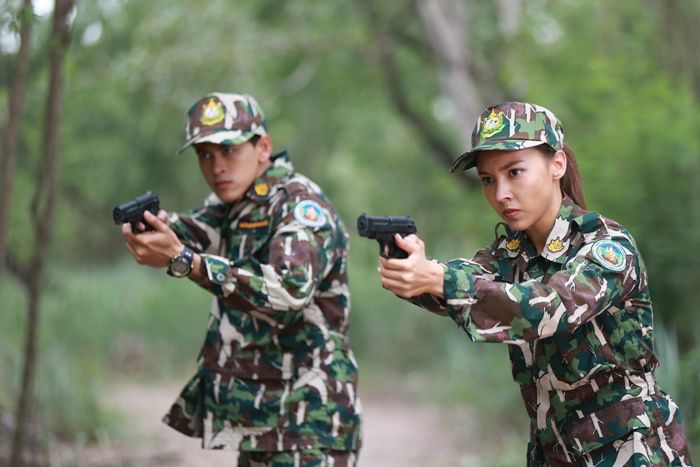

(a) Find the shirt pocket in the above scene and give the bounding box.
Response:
[546,321,614,384]
[563,397,650,455]
[227,221,273,261]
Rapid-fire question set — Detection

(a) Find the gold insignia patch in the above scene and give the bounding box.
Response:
[546,238,565,253]
[254,182,270,196]
[200,98,225,126]
[239,219,270,230]
[480,110,506,138]
[506,238,521,252]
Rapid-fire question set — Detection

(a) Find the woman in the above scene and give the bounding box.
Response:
[378,102,693,466]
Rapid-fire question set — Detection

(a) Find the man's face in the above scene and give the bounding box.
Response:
[194,136,272,203]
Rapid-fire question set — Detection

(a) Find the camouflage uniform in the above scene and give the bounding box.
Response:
[163,93,361,462]
[414,102,693,466]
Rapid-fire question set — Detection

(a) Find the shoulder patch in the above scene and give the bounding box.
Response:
[293,200,326,228]
[591,240,626,272]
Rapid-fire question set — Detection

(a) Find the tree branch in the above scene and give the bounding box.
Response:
[359,0,478,187]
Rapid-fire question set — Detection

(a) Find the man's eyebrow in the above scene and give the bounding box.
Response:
[477,159,525,176]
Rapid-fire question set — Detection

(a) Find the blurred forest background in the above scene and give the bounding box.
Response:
[1,0,700,465]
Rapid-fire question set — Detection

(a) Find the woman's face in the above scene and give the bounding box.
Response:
[476,147,566,236]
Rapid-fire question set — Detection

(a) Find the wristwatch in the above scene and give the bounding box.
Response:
[167,246,194,278]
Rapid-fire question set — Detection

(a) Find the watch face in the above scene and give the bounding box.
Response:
[168,247,193,278]
[170,257,191,276]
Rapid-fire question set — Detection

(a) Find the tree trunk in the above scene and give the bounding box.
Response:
[359,0,507,187]
[9,0,75,464]
[0,0,34,278]
[416,0,484,138]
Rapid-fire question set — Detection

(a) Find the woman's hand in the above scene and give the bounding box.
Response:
[378,234,445,298]
[121,210,183,268]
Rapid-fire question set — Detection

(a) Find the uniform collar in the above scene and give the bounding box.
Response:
[244,150,294,203]
[493,196,587,264]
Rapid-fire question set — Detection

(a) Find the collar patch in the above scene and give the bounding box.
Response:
[591,240,626,272]
[254,181,270,196]
[506,238,521,252]
[294,200,326,228]
[546,238,565,253]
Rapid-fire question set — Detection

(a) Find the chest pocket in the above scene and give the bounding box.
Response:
[225,216,274,262]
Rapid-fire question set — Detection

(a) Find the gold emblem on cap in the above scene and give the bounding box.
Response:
[480,110,506,138]
[200,98,225,126]
[546,238,565,253]
[505,238,520,252]
[254,182,270,196]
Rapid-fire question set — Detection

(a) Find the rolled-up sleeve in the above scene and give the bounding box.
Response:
[192,194,339,326]
[444,237,640,344]
[405,245,502,316]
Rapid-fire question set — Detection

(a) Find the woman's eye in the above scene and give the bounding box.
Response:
[509,168,523,177]
[224,147,237,157]
[480,177,493,185]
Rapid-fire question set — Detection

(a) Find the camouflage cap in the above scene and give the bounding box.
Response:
[449,102,564,172]
[178,92,267,154]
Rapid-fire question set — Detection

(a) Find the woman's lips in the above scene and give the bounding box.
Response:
[215,180,232,188]
[502,209,520,220]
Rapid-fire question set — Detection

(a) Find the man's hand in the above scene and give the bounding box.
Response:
[378,233,445,298]
[121,210,183,268]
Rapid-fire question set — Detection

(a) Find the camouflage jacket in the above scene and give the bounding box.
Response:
[410,197,692,466]
[162,152,362,453]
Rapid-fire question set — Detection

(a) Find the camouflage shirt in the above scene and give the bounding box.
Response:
[410,197,692,466]
[162,152,362,453]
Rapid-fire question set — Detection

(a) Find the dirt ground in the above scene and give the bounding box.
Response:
[45,380,484,466]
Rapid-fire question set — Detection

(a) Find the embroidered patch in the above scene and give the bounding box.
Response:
[203,255,230,285]
[254,181,270,196]
[239,219,270,230]
[293,200,326,228]
[480,110,506,138]
[505,238,521,252]
[546,238,565,253]
[200,98,225,126]
[591,240,626,272]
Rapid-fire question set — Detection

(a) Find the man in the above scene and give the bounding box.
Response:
[121,92,362,466]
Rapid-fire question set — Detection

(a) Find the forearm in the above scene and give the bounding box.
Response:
[186,251,319,326]
[188,253,206,283]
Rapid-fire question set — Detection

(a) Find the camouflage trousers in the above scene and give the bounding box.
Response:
[237,449,358,467]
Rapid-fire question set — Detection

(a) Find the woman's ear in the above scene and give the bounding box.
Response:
[551,149,567,181]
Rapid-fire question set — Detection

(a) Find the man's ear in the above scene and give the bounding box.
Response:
[256,134,273,162]
[551,149,567,181]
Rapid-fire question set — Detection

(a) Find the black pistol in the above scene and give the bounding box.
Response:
[357,214,417,259]
[113,191,160,233]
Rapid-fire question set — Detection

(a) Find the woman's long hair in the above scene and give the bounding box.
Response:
[539,144,587,209]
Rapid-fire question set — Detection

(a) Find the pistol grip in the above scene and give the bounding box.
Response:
[130,220,154,234]
[378,239,409,259]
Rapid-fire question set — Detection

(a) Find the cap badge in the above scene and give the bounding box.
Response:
[254,181,270,196]
[505,238,521,252]
[293,200,326,228]
[480,110,506,138]
[546,238,565,253]
[591,240,626,272]
[200,98,225,126]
